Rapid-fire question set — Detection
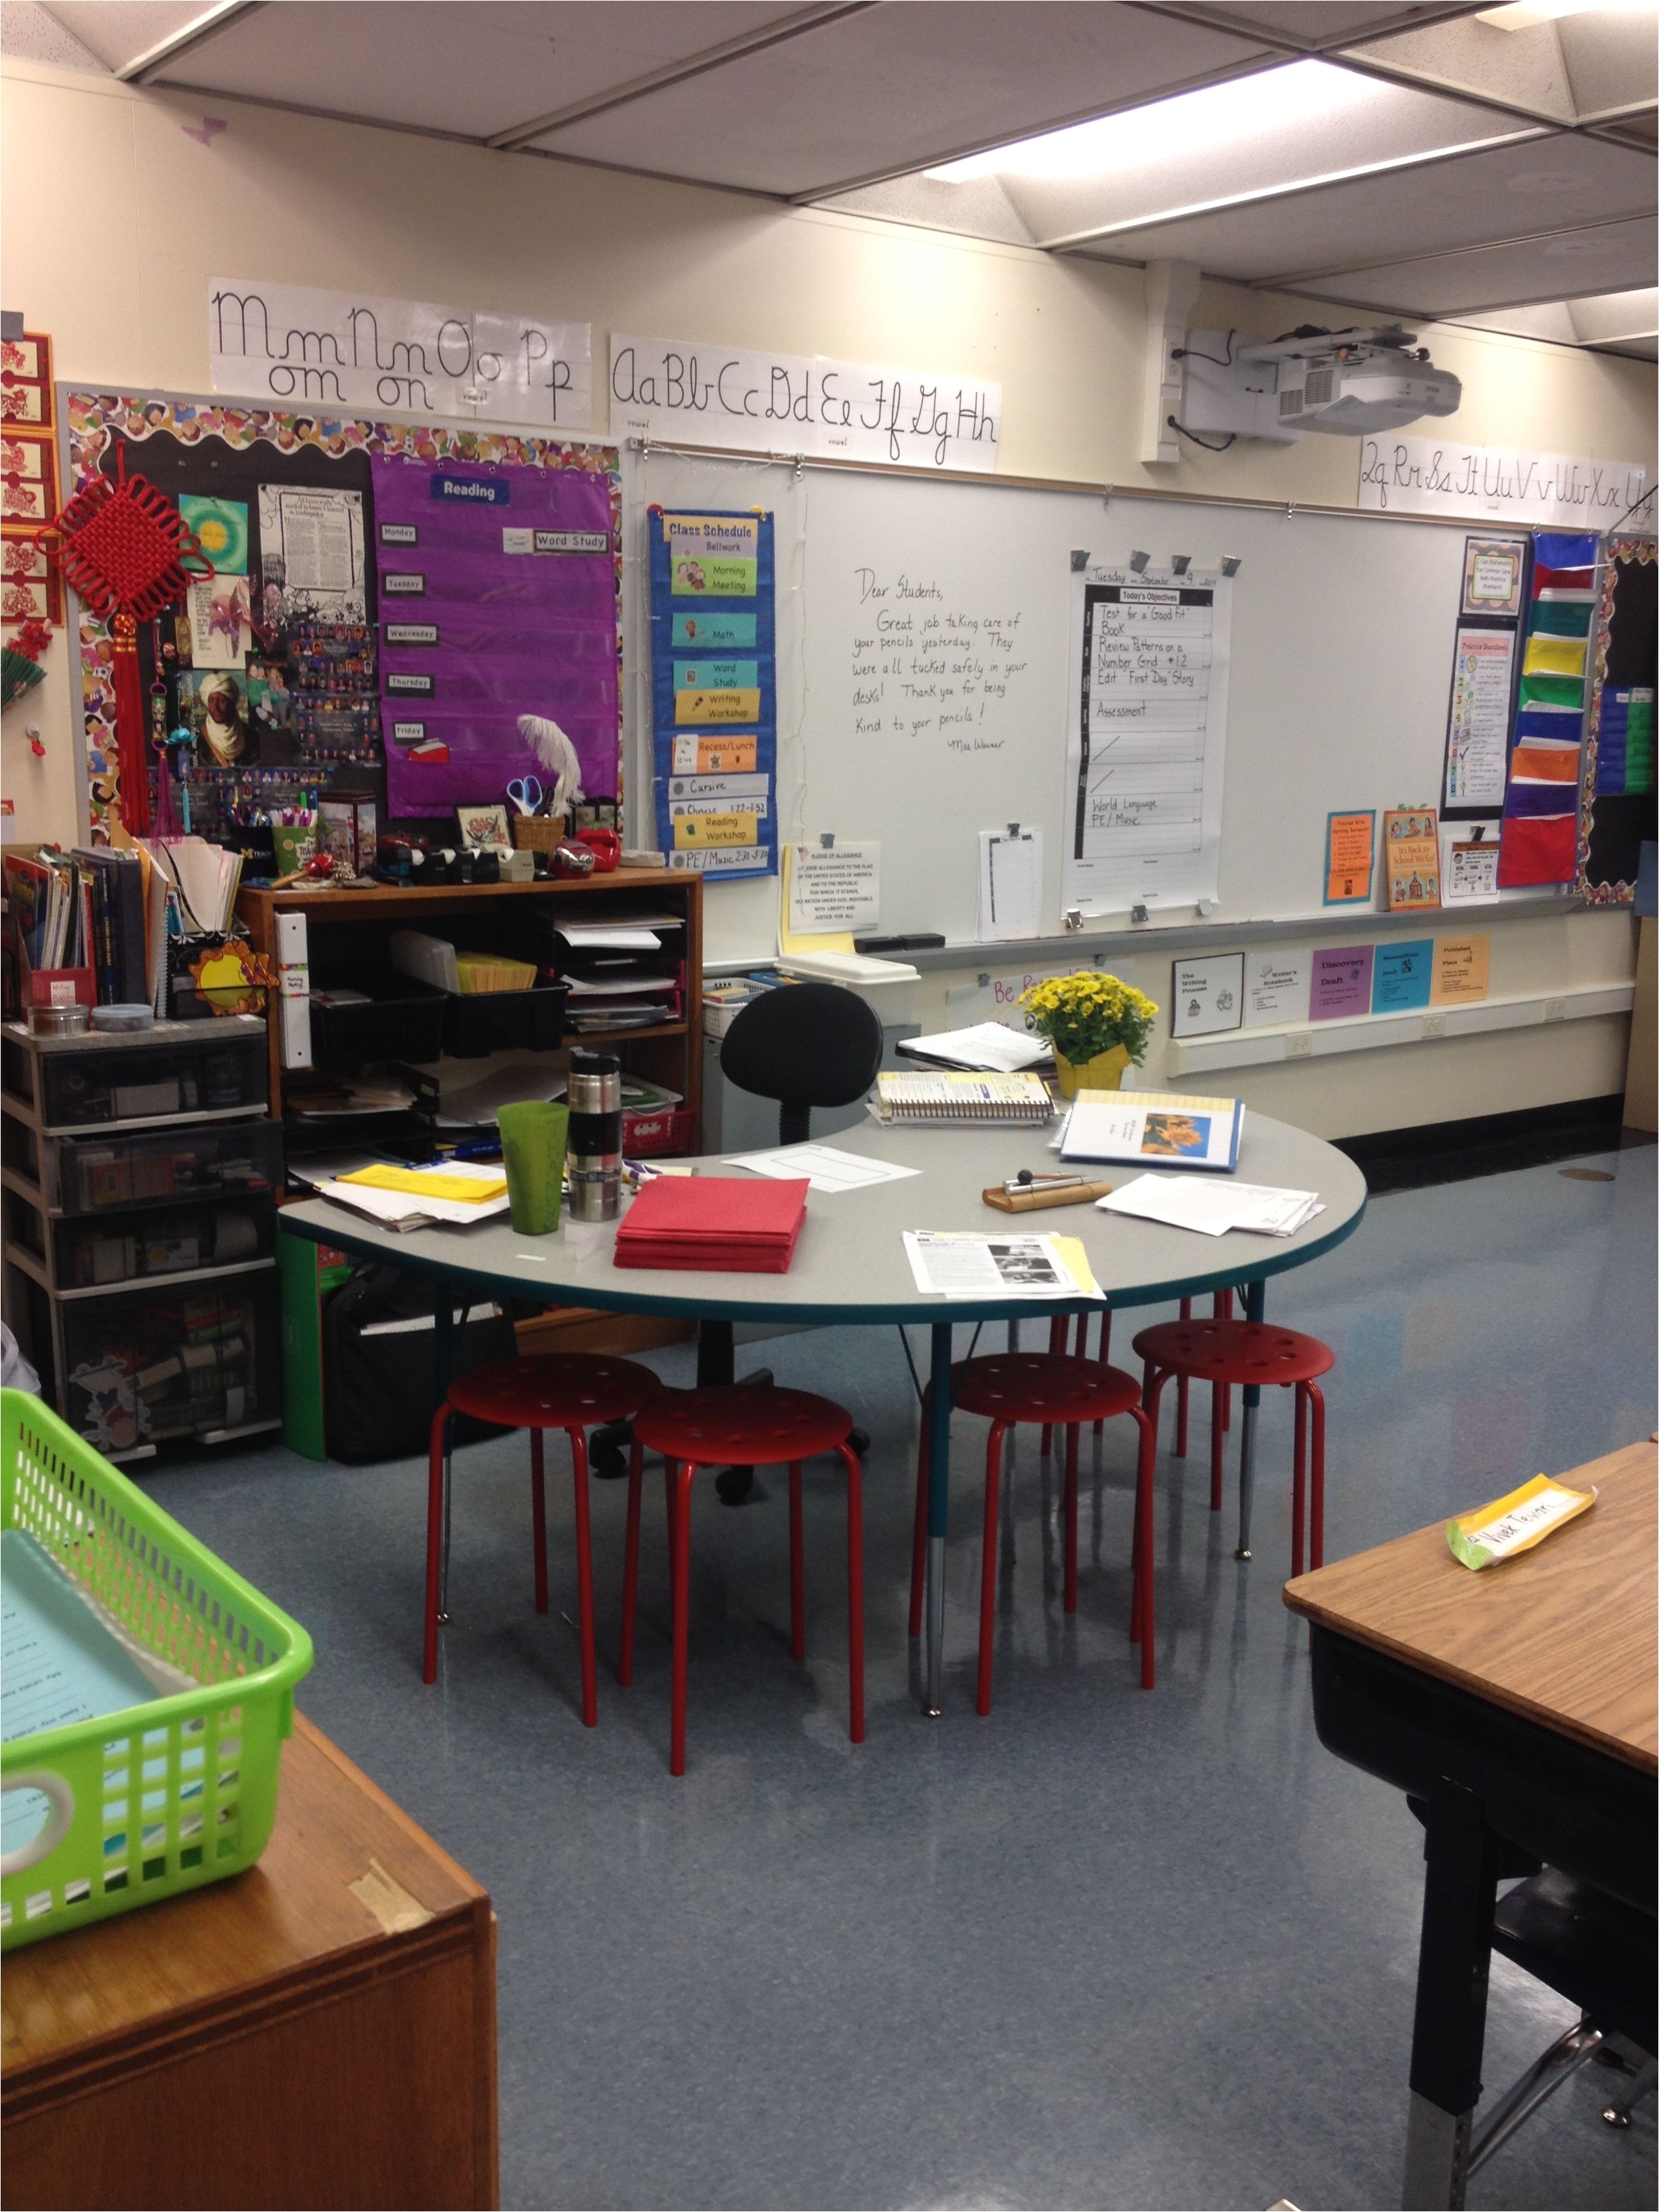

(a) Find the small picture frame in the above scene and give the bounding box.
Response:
[456,801,510,850]
[1460,533,1527,621]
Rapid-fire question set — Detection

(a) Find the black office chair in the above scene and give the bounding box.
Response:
[589,985,885,1497]
[706,983,885,1500]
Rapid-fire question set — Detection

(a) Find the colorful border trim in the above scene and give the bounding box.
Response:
[1578,531,1654,904]
[62,390,623,833]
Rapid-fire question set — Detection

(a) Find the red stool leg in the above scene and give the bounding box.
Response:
[977,1420,1009,1717]
[568,1426,597,1728]
[668,1460,695,1778]
[1041,1314,1067,1454]
[618,1435,642,1686]
[1132,1372,1168,1644]
[1175,1298,1191,1457]
[1292,1383,1308,1581]
[908,1389,930,1639]
[1130,1401,1157,1689]
[839,1442,865,1744]
[1308,1380,1327,1571]
[1210,1370,1225,1513]
[1063,1422,1080,1614]
[424,1400,451,1684]
[789,1461,806,1662]
[530,1427,549,1615]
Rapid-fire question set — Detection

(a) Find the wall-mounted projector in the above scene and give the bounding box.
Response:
[1177,325,1462,444]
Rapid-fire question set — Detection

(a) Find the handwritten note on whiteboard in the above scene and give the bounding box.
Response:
[1062,567,1233,916]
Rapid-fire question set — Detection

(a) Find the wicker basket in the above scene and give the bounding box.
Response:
[511,815,569,854]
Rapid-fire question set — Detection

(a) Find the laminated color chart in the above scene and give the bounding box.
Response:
[649,508,777,879]
[373,452,620,816]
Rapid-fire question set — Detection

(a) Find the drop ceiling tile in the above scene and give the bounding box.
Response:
[994,64,1530,247]
[1568,285,1659,344]
[1065,132,1652,283]
[1344,14,1574,119]
[1555,9,1659,121]
[1290,213,1658,314]
[45,0,211,73]
[144,0,806,140]
[1156,3,1489,47]
[529,3,1274,196]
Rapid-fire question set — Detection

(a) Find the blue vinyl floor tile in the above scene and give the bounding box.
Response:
[140,1145,1658,2210]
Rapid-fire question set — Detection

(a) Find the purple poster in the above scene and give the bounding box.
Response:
[1310,944,1376,1020]
[373,454,619,819]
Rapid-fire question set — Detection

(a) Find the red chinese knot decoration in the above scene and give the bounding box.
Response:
[36,447,213,834]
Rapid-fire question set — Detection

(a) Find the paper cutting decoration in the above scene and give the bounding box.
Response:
[37,448,214,834]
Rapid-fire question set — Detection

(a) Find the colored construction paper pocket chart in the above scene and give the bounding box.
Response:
[650,508,777,880]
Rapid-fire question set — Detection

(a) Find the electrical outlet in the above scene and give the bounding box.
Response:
[1285,1031,1312,1059]
[1543,996,1567,1023]
[1422,1010,1446,1039]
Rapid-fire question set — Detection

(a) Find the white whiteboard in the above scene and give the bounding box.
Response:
[626,451,1475,965]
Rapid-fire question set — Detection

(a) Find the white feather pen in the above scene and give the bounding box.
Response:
[518,714,586,819]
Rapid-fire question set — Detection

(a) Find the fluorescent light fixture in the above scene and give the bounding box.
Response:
[924,59,1392,184]
[1479,0,1654,24]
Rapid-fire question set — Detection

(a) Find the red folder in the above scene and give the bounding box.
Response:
[614,1174,808,1273]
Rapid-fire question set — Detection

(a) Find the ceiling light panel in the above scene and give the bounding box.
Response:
[139,0,806,140]
[1298,211,1658,311]
[940,59,1534,247]
[1566,282,1659,338]
[526,3,1274,197]
[1067,133,1652,283]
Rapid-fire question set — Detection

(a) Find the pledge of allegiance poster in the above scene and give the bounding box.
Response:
[649,511,777,879]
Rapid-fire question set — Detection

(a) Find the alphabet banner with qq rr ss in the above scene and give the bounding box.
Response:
[209,279,590,431]
[649,508,777,880]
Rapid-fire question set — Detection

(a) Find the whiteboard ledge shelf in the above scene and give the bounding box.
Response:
[1168,983,1636,1074]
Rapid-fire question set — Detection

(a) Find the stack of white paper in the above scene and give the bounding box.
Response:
[899,1022,1052,1073]
[1097,1176,1324,1239]
[728,1143,921,1193]
[903,1229,1097,1299]
[316,1159,511,1232]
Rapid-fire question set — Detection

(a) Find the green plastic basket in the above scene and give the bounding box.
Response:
[1,1387,313,1949]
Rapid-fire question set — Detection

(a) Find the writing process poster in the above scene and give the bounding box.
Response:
[1061,565,1233,917]
[649,509,777,880]
[373,455,619,817]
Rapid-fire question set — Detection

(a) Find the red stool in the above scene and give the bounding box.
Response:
[620,1387,864,1776]
[1131,1318,1332,1576]
[425,1354,660,1717]
[907,1351,1158,1707]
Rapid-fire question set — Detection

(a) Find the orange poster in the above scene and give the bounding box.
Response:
[1324,811,1375,906]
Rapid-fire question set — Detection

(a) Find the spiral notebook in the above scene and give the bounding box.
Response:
[875,1071,1054,1125]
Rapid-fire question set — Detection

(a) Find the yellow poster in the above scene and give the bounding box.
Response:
[674,688,762,726]
[674,811,758,850]
[1431,935,1491,1006]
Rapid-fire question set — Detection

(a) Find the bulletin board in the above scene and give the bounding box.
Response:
[60,389,621,836]
[1578,533,1657,902]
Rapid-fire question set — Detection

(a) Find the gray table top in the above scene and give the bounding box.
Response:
[280,1111,1368,1326]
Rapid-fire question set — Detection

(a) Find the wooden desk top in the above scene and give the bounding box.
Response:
[1285,1441,1658,1776]
[1,1713,488,2087]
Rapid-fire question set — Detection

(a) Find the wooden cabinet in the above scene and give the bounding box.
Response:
[2,1716,497,2211]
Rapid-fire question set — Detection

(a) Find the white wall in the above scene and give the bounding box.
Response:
[3,56,1650,1132]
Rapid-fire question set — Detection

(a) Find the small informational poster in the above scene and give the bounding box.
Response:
[1244,947,1311,1027]
[258,485,366,621]
[1324,811,1375,906]
[978,827,1044,941]
[1445,629,1516,808]
[1372,939,1434,1014]
[1170,951,1244,1038]
[1460,535,1528,620]
[786,842,880,933]
[1311,944,1376,1021]
[1382,807,1442,911]
[1432,935,1492,1006]
[1442,823,1501,905]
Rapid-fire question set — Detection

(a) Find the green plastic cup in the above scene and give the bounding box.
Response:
[498,1101,568,1235]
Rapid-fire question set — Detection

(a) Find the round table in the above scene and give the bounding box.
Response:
[283,1112,1368,1713]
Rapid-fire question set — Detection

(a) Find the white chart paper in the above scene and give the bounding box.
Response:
[1062,566,1232,916]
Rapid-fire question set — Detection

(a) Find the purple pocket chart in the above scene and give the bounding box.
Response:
[1310,944,1375,1020]
[373,454,619,818]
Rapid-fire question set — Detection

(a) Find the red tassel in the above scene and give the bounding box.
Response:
[110,615,152,836]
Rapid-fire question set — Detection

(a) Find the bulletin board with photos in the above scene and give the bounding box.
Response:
[61,390,623,845]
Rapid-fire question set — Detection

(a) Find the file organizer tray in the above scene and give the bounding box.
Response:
[306,977,447,1074]
[441,976,569,1059]
[1,1387,313,1949]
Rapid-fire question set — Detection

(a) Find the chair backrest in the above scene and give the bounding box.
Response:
[720,983,884,1145]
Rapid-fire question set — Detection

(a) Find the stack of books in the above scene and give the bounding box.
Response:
[874,1070,1054,1124]
[1060,1089,1244,1173]
[614,1174,808,1273]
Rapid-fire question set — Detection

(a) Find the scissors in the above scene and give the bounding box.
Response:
[506,775,545,816]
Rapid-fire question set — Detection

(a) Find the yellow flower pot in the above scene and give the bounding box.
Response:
[1052,1043,1132,1100]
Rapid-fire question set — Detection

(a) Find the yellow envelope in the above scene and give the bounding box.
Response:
[342,1164,508,1204]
